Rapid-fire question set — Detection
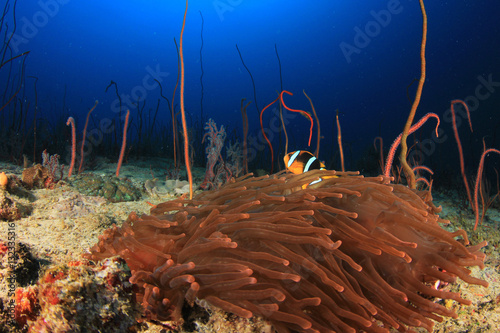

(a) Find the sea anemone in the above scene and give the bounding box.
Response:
[86,170,488,332]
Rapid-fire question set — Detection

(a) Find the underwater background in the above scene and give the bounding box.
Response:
[1,0,499,179]
[2,1,500,332]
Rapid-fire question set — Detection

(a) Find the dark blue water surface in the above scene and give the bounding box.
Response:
[1,0,499,181]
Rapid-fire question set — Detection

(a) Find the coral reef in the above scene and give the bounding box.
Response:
[69,173,142,203]
[225,141,244,178]
[21,165,59,190]
[0,192,31,221]
[0,173,23,194]
[200,119,229,190]
[50,191,107,219]
[11,243,40,287]
[12,258,141,332]
[187,300,273,333]
[20,151,65,190]
[0,242,40,331]
[0,172,33,221]
[145,178,190,198]
[0,195,21,222]
[86,170,489,332]
[0,298,18,333]
[14,286,38,329]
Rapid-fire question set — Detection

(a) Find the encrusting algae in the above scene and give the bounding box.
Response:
[12,258,141,332]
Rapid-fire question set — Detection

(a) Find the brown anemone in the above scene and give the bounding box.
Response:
[85,170,488,332]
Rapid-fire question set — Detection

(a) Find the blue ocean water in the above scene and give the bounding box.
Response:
[1,0,499,180]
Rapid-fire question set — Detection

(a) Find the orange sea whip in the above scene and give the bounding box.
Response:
[450,99,474,209]
[474,148,500,230]
[303,90,320,157]
[335,109,345,172]
[416,177,431,188]
[279,100,289,158]
[116,110,130,177]
[412,165,434,175]
[384,113,440,178]
[413,165,434,188]
[179,0,193,199]
[66,116,76,177]
[260,96,280,173]
[399,0,427,189]
[78,100,98,174]
[279,90,314,147]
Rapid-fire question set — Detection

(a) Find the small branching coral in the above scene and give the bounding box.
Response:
[86,170,488,332]
[200,118,230,190]
[20,151,65,190]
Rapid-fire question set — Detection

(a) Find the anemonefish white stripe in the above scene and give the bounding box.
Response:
[287,150,300,168]
[304,156,317,172]
[309,178,323,185]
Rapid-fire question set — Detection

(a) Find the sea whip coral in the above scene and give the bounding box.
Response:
[86,170,488,332]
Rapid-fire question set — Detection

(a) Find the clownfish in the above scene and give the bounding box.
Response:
[284,150,338,187]
[284,150,325,174]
